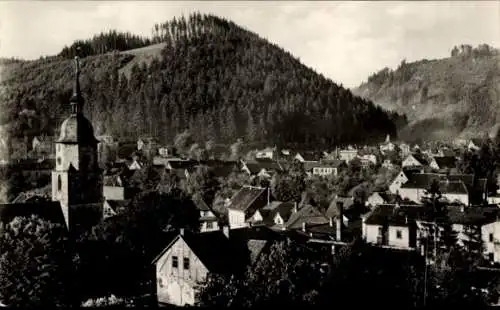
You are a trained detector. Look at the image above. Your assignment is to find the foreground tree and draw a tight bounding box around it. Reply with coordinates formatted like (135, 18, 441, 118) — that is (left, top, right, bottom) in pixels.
(0, 215, 75, 307)
(197, 240, 325, 307)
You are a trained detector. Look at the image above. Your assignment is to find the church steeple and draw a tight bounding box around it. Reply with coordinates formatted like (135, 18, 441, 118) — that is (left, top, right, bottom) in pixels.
(70, 56, 83, 115)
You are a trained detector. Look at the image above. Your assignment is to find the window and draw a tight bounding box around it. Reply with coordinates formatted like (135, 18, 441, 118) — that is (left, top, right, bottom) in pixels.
(489, 253, 494, 262)
(57, 157, 61, 165)
(57, 175, 62, 191)
(206, 222, 213, 229)
(378, 226, 383, 235)
(396, 230, 402, 239)
(490, 233, 494, 242)
(172, 256, 178, 268)
(183, 257, 190, 270)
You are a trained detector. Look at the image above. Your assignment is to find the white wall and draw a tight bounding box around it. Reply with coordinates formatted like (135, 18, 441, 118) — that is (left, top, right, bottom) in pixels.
(228, 209, 247, 229)
(388, 226, 411, 248)
(402, 155, 422, 168)
(155, 237, 209, 306)
(364, 224, 382, 244)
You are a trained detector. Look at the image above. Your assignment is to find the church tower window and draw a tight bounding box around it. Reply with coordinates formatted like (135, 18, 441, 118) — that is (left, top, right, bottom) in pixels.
(57, 175, 62, 191)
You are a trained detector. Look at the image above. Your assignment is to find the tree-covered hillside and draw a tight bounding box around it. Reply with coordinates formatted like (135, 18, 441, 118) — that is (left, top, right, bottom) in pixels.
(0, 13, 404, 150)
(354, 44, 500, 142)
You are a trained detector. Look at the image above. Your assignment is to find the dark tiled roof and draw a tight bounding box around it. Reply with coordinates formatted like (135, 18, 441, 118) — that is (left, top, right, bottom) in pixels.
(326, 196, 355, 218)
(103, 174, 123, 187)
(364, 204, 423, 226)
(439, 180, 468, 195)
(192, 195, 210, 211)
(0, 201, 65, 225)
(153, 230, 247, 274)
(297, 151, 323, 162)
(167, 160, 198, 170)
(228, 186, 267, 212)
(252, 159, 283, 171)
(433, 156, 456, 169)
(285, 204, 329, 230)
(401, 173, 474, 190)
(70, 203, 104, 228)
(318, 159, 344, 167)
(411, 153, 429, 165)
(447, 206, 500, 225)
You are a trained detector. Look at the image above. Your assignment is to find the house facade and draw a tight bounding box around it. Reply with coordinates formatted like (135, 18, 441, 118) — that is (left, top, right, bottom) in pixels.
(389, 170, 409, 194)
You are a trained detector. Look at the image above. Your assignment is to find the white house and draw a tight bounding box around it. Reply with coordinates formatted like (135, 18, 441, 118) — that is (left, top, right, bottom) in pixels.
(379, 135, 395, 154)
(255, 147, 276, 160)
(338, 147, 358, 163)
(363, 204, 421, 250)
(402, 154, 427, 169)
(227, 186, 269, 229)
(152, 229, 237, 306)
(389, 170, 409, 194)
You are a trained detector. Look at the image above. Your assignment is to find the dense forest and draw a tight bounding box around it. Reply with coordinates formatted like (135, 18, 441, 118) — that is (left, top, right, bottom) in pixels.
(353, 43, 500, 142)
(0, 13, 405, 150)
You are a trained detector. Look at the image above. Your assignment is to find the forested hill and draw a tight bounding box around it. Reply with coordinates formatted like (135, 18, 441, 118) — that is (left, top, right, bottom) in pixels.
(353, 44, 500, 142)
(0, 13, 405, 149)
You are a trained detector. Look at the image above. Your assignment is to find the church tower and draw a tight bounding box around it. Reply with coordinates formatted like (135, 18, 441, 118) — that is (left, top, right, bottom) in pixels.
(52, 56, 103, 230)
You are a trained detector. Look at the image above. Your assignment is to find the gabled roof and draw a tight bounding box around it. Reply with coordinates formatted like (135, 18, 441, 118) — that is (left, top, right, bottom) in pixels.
(268, 202, 295, 223)
(192, 194, 210, 211)
(228, 186, 267, 212)
(152, 229, 267, 273)
(401, 173, 475, 190)
(0, 201, 65, 225)
(439, 180, 468, 195)
(103, 174, 123, 187)
(297, 151, 323, 162)
(410, 153, 429, 166)
(326, 196, 355, 218)
(285, 204, 329, 230)
(364, 204, 423, 227)
(433, 156, 457, 169)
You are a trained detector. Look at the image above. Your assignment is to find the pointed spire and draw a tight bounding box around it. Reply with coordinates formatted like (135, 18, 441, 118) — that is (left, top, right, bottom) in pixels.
(70, 55, 83, 115)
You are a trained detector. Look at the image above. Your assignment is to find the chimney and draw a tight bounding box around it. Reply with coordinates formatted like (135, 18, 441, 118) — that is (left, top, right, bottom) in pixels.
(302, 222, 306, 232)
(336, 201, 343, 241)
(267, 187, 271, 206)
(329, 217, 333, 227)
(222, 226, 230, 238)
(460, 205, 465, 213)
(405, 216, 408, 225)
(179, 228, 184, 236)
(293, 202, 298, 213)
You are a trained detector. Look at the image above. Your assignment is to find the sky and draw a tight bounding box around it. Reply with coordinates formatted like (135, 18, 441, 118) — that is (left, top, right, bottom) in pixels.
(0, 1, 499, 88)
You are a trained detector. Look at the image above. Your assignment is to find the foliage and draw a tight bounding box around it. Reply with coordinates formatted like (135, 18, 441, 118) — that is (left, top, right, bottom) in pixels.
(184, 165, 221, 206)
(81, 294, 134, 307)
(197, 240, 326, 307)
(0, 215, 75, 307)
(76, 190, 199, 299)
(1, 13, 401, 152)
(270, 162, 306, 202)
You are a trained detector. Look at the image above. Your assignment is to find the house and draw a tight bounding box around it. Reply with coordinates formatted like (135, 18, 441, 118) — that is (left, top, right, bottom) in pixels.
(294, 151, 322, 163)
(446, 206, 500, 263)
(247, 201, 296, 228)
(357, 154, 377, 168)
(366, 192, 393, 207)
(308, 160, 343, 177)
(389, 170, 410, 194)
(126, 157, 143, 170)
(102, 199, 130, 219)
(399, 143, 411, 158)
(379, 135, 395, 154)
(152, 227, 278, 306)
(402, 153, 429, 169)
(32, 136, 56, 157)
(397, 173, 473, 205)
(363, 203, 423, 249)
(192, 195, 220, 233)
(338, 147, 358, 163)
(227, 186, 270, 229)
(158, 146, 172, 158)
(468, 139, 483, 151)
(241, 159, 282, 178)
(429, 156, 457, 172)
(284, 204, 337, 240)
(255, 147, 276, 160)
(152, 229, 242, 306)
(382, 159, 395, 170)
